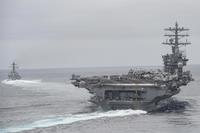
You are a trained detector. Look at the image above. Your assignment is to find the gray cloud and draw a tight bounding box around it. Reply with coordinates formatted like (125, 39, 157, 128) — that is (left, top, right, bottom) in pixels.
(0, 0, 200, 69)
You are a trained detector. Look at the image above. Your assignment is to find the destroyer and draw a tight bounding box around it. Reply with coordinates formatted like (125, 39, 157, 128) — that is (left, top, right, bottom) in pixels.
(8, 62, 21, 80)
(71, 23, 193, 111)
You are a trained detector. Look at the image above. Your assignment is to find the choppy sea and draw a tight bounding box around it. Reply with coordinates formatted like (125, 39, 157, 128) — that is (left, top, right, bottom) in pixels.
(0, 66, 200, 133)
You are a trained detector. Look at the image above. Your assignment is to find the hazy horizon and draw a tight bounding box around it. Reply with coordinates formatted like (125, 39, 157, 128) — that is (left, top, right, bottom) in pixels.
(1, 64, 200, 71)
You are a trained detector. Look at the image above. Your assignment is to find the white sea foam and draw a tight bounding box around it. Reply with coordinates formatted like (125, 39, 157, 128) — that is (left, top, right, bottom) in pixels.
(1, 79, 41, 87)
(0, 109, 147, 133)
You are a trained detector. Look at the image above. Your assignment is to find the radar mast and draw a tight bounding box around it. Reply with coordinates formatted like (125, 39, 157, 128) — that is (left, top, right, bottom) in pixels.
(162, 22, 191, 78)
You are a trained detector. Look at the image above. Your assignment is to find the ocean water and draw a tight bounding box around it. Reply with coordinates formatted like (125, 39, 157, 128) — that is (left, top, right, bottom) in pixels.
(0, 66, 200, 133)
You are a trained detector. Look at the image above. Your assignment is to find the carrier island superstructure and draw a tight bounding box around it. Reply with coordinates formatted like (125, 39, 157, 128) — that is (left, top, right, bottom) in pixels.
(71, 23, 193, 111)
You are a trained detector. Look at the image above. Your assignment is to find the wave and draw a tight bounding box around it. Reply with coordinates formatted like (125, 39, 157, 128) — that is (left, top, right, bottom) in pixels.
(0, 109, 147, 133)
(1, 79, 42, 87)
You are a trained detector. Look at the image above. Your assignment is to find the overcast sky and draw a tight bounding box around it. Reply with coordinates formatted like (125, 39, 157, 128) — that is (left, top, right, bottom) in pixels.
(0, 0, 200, 69)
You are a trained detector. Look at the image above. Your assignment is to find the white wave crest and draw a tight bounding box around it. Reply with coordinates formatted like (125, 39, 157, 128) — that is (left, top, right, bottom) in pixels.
(1, 79, 41, 87)
(0, 109, 147, 133)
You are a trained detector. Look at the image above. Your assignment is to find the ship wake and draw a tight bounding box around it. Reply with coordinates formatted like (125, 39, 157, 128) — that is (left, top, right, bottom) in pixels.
(0, 109, 146, 133)
(1, 79, 42, 87)
(152, 98, 190, 113)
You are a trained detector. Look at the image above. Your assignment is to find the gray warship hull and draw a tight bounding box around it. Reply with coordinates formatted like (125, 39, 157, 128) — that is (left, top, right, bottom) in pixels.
(89, 84, 180, 111)
(8, 62, 21, 80)
(72, 70, 191, 111)
(71, 23, 193, 111)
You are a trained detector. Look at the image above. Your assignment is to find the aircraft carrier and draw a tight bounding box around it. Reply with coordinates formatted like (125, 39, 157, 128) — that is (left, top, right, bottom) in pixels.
(71, 23, 193, 111)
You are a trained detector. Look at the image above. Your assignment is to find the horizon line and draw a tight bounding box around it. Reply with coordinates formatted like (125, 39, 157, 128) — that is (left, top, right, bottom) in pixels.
(0, 64, 200, 71)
